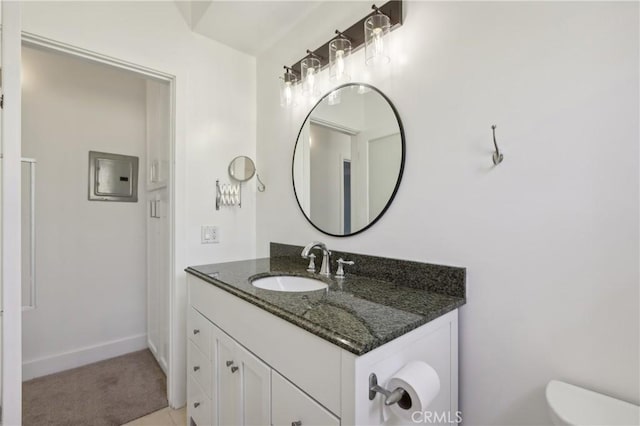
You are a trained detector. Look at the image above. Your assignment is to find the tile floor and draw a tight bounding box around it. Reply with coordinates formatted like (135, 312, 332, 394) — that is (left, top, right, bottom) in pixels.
(123, 406, 186, 426)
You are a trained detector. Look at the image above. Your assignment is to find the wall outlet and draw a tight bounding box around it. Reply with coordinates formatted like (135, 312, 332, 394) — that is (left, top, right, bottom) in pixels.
(201, 225, 219, 244)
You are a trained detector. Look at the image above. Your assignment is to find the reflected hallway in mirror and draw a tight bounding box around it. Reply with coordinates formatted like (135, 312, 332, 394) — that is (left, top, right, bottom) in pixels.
(293, 83, 404, 237)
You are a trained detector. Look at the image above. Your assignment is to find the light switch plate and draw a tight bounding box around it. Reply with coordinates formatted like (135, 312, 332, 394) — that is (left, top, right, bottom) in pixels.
(201, 225, 219, 244)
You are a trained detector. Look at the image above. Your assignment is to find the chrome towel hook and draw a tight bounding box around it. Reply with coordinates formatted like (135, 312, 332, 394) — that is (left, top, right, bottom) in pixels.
(491, 124, 504, 165)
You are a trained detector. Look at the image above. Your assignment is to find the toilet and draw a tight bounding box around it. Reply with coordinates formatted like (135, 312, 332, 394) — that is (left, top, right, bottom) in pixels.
(546, 380, 640, 425)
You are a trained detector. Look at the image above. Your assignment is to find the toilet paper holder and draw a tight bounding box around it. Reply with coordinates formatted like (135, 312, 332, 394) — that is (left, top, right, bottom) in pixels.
(368, 373, 411, 408)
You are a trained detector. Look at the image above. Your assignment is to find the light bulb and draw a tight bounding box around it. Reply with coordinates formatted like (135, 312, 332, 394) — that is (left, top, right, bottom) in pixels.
(306, 67, 315, 93)
(372, 28, 384, 56)
(284, 82, 292, 105)
(336, 50, 345, 79)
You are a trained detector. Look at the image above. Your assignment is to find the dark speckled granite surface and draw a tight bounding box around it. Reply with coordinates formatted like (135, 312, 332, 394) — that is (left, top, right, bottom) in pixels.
(185, 244, 465, 355)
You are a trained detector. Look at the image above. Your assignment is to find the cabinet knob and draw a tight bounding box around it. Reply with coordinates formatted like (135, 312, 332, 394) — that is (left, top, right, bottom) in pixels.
(193, 366, 200, 372)
(231, 366, 239, 373)
(226, 360, 234, 367)
(193, 402, 200, 408)
(292, 421, 302, 426)
(193, 329, 200, 335)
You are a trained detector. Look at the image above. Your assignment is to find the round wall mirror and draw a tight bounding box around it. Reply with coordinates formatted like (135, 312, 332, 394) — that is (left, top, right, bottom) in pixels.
(229, 155, 256, 182)
(292, 83, 405, 237)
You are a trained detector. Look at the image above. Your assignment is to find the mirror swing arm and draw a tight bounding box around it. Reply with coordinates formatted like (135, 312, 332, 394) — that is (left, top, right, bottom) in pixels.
(216, 179, 241, 210)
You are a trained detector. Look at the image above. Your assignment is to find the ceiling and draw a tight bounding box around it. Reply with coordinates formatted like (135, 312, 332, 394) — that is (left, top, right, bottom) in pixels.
(181, 1, 324, 56)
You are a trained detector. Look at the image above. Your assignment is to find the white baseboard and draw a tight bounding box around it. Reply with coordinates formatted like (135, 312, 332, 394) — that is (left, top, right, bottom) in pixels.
(22, 333, 148, 381)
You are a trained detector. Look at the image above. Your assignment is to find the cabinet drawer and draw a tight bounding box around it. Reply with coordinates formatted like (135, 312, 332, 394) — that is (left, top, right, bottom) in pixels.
(272, 371, 340, 426)
(187, 375, 212, 426)
(188, 341, 212, 397)
(188, 307, 211, 358)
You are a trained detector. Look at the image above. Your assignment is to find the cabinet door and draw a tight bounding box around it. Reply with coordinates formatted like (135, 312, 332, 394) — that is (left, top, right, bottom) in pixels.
(237, 345, 271, 426)
(216, 329, 242, 426)
(272, 371, 340, 426)
(213, 324, 271, 426)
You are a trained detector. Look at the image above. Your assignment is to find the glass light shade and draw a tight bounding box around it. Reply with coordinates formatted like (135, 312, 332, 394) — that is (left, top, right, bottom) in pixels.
(329, 38, 351, 82)
(301, 56, 321, 96)
(364, 13, 391, 66)
(279, 72, 298, 107)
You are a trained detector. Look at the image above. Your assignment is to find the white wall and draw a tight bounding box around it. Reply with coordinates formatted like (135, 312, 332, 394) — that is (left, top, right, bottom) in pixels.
(256, 2, 639, 424)
(21, 1, 257, 406)
(21, 46, 149, 379)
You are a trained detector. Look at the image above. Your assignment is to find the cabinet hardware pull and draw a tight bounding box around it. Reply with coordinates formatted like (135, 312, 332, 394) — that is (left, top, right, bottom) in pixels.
(193, 366, 200, 372)
(194, 402, 200, 408)
(292, 421, 302, 426)
(193, 329, 200, 335)
(226, 360, 234, 367)
(231, 366, 239, 373)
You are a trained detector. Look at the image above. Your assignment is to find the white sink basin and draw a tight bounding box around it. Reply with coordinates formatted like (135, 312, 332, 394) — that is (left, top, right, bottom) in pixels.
(251, 276, 328, 292)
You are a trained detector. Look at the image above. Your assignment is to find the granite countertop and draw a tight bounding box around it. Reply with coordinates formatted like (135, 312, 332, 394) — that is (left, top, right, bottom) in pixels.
(186, 248, 465, 356)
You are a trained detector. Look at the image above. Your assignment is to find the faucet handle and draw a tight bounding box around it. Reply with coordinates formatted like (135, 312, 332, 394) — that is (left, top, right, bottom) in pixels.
(336, 258, 354, 278)
(306, 253, 316, 272)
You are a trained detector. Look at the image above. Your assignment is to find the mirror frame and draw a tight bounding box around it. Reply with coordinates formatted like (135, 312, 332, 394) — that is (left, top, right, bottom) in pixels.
(291, 83, 406, 237)
(228, 155, 256, 182)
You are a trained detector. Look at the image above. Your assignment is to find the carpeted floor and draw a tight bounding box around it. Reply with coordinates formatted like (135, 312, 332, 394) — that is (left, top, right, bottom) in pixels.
(23, 349, 168, 426)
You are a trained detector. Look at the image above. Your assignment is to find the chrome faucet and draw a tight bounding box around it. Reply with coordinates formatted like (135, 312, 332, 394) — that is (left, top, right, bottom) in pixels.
(301, 241, 331, 277)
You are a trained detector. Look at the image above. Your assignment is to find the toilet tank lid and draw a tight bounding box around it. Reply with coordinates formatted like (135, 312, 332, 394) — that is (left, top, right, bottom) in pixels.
(546, 380, 640, 426)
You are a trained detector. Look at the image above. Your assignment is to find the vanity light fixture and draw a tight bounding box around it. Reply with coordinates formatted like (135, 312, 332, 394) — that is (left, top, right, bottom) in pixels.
(280, 1, 403, 107)
(329, 30, 352, 83)
(364, 5, 392, 66)
(301, 50, 322, 97)
(280, 66, 298, 107)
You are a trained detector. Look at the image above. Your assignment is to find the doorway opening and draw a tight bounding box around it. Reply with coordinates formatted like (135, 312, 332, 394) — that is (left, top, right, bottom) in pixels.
(20, 38, 174, 425)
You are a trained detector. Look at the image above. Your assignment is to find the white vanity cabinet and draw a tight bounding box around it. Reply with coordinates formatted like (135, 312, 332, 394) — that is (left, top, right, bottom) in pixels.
(187, 274, 459, 426)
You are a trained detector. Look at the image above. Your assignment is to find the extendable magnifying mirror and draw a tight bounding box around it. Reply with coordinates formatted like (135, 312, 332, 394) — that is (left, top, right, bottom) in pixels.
(228, 155, 266, 191)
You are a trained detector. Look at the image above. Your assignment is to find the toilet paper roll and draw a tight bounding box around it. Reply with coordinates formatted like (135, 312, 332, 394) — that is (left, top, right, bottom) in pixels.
(385, 361, 440, 421)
